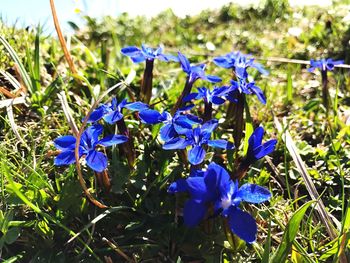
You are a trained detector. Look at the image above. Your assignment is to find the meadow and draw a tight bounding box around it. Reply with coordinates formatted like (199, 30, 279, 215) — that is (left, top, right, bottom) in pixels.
(0, 0, 350, 262)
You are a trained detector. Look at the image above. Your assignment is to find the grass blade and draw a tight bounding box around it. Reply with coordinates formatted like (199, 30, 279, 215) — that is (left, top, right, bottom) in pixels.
(0, 36, 33, 93)
(274, 116, 338, 241)
(271, 201, 314, 263)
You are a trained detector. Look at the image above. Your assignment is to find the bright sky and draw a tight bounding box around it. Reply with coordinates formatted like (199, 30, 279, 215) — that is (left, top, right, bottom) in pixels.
(0, 0, 333, 33)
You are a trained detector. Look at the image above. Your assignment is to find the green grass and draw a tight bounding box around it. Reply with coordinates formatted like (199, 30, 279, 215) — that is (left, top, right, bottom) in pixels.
(0, 0, 350, 262)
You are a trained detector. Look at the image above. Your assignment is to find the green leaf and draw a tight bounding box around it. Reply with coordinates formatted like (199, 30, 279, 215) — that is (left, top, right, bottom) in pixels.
(4, 227, 20, 244)
(243, 100, 253, 156)
(271, 201, 314, 263)
(0, 36, 33, 93)
(261, 217, 271, 263)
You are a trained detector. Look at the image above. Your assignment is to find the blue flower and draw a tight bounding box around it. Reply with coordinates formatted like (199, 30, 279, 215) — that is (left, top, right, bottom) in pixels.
(246, 126, 277, 163)
(168, 162, 271, 243)
(229, 79, 266, 105)
(184, 86, 232, 105)
(213, 51, 268, 79)
(54, 124, 128, 172)
(163, 119, 234, 165)
(308, 58, 343, 72)
(138, 105, 202, 142)
(178, 52, 222, 84)
(88, 98, 149, 124)
(121, 44, 179, 63)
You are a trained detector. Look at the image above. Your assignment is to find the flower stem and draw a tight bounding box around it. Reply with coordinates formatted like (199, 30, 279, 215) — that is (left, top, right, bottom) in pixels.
(171, 78, 192, 115)
(116, 118, 135, 169)
(141, 59, 154, 104)
(203, 101, 213, 122)
(233, 93, 245, 149)
(321, 69, 330, 115)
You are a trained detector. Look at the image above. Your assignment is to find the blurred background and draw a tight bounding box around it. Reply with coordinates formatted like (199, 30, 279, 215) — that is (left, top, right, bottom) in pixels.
(0, 0, 334, 33)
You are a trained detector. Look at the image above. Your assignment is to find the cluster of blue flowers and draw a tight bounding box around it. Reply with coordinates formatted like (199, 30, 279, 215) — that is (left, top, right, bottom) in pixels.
(53, 44, 277, 244)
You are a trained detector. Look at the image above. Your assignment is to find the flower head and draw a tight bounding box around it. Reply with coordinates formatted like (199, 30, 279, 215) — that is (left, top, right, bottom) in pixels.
(88, 98, 148, 124)
(138, 105, 202, 142)
(163, 119, 234, 165)
(168, 162, 271, 243)
(121, 44, 179, 63)
(246, 126, 277, 164)
(213, 51, 268, 79)
(178, 52, 222, 84)
(54, 124, 128, 172)
(308, 58, 344, 72)
(184, 86, 232, 105)
(229, 79, 266, 104)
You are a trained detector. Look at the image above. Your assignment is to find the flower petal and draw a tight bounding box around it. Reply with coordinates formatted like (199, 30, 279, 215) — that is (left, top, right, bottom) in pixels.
(139, 109, 163, 124)
(252, 62, 269, 75)
(163, 137, 190, 150)
(205, 162, 230, 195)
(54, 150, 76, 166)
(103, 110, 124, 124)
(185, 176, 208, 201)
(178, 52, 191, 74)
(254, 139, 277, 159)
(81, 124, 103, 149)
(130, 55, 146, 63)
(213, 56, 233, 68)
(206, 75, 222, 83)
(158, 53, 179, 62)
(124, 102, 149, 111)
(54, 135, 76, 150)
(228, 207, 257, 244)
(183, 200, 207, 227)
(237, 184, 271, 203)
(248, 126, 264, 151)
(121, 46, 141, 57)
(201, 119, 218, 135)
(183, 92, 199, 102)
(87, 105, 106, 123)
(160, 123, 177, 142)
(188, 145, 206, 165)
(98, 135, 128, 147)
(208, 139, 235, 150)
(85, 150, 108, 172)
(168, 179, 188, 193)
(250, 85, 266, 105)
(211, 96, 226, 105)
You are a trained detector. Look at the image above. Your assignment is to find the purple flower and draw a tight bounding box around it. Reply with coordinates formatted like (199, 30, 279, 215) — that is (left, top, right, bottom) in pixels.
(88, 98, 149, 124)
(168, 162, 271, 243)
(246, 126, 277, 163)
(54, 124, 128, 172)
(163, 119, 234, 165)
(308, 58, 343, 72)
(121, 44, 179, 63)
(178, 52, 222, 84)
(138, 105, 202, 142)
(184, 86, 232, 105)
(229, 79, 266, 105)
(213, 51, 268, 79)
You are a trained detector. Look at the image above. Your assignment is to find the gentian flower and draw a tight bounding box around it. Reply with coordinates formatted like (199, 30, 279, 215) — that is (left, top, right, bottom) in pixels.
(178, 52, 222, 84)
(168, 162, 271, 243)
(163, 119, 234, 165)
(121, 44, 179, 63)
(138, 105, 202, 142)
(184, 86, 232, 105)
(308, 58, 343, 72)
(229, 79, 266, 105)
(88, 98, 149, 124)
(54, 124, 128, 172)
(245, 126, 277, 164)
(213, 51, 268, 78)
